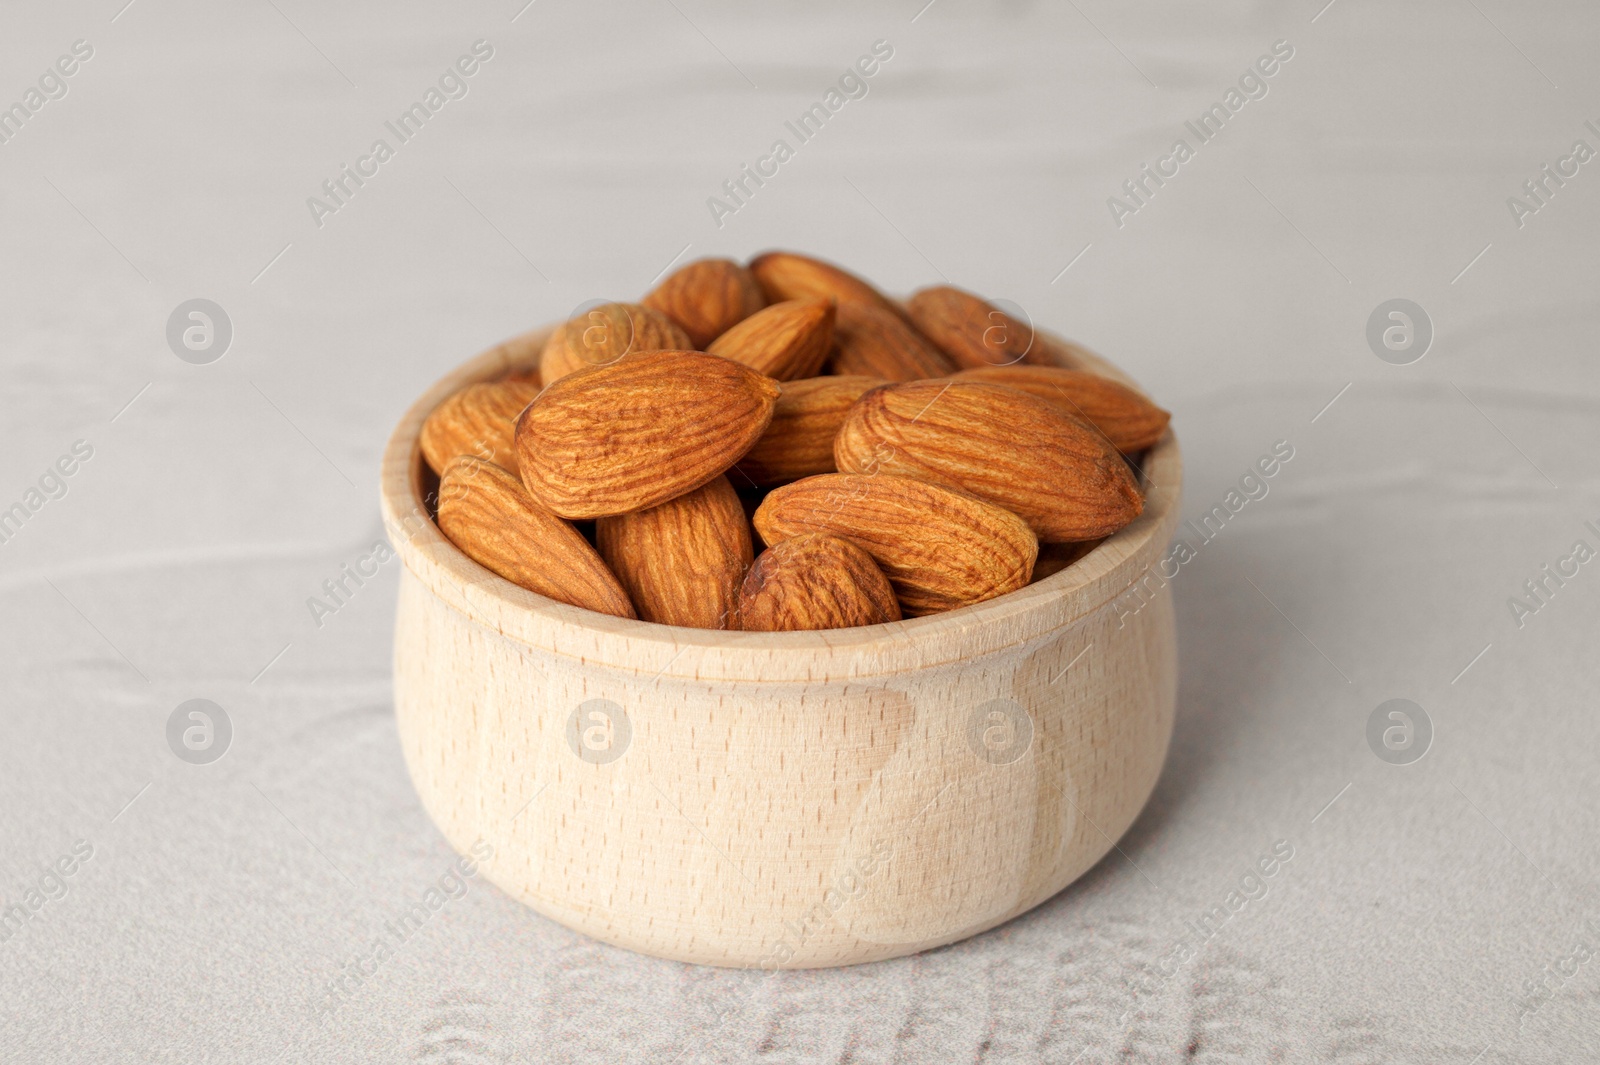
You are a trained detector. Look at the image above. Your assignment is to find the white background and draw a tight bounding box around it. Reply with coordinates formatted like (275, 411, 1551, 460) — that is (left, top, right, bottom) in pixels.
(1, 0, 1597, 1060)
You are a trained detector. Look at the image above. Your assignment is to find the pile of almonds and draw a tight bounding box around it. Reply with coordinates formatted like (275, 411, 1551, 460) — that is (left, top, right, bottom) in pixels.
(420, 252, 1169, 632)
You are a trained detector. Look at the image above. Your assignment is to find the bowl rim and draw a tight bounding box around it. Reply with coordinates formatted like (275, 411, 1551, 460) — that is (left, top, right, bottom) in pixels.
(380, 320, 1183, 683)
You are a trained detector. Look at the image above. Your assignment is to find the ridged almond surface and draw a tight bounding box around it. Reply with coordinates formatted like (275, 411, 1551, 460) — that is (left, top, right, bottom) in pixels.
(749, 251, 899, 314)
(515, 351, 781, 519)
(707, 298, 835, 381)
(435, 457, 636, 618)
(905, 285, 1046, 369)
(948, 366, 1170, 452)
(596, 475, 751, 629)
(834, 381, 1142, 542)
(419, 378, 542, 474)
(540, 302, 692, 384)
(737, 533, 901, 631)
(753, 473, 1038, 616)
(828, 301, 954, 381)
(642, 258, 766, 349)
(734, 375, 884, 486)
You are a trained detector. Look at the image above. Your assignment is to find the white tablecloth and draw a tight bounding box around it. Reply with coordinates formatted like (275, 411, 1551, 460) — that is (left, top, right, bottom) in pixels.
(2, 0, 1597, 1060)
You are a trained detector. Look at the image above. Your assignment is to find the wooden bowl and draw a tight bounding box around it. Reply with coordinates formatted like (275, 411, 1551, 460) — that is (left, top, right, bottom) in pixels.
(380, 325, 1182, 969)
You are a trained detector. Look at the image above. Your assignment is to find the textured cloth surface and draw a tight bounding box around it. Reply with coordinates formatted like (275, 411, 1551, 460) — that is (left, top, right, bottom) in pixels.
(1, 0, 1598, 1061)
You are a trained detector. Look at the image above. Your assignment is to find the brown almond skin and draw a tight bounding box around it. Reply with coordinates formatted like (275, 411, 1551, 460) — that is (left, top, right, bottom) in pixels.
(642, 258, 766, 349)
(515, 351, 781, 519)
(753, 473, 1038, 616)
(734, 375, 884, 486)
(905, 285, 1047, 369)
(419, 378, 542, 475)
(436, 457, 636, 618)
(737, 533, 901, 631)
(1033, 333, 1096, 371)
(540, 302, 692, 384)
(834, 381, 1142, 543)
(596, 475, 751, 629)
(948, 366, 1170, 452)
(828, 301, 954, 381)
(749, 251, 898, 314)
(707, 298, 835, 381)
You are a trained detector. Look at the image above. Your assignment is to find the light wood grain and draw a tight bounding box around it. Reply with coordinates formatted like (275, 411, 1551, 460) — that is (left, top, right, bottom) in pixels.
(381, 321, 1182, 968)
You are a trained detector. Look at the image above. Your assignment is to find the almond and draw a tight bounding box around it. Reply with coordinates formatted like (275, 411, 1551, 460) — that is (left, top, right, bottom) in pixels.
(734, 375, 884, 487)
(436, 456, 636, 618)
(539, 302, 692, 384)
(515, 351, 781, 519)
(828, 301, 954, 381)
(596, 475, 751, 628)
(419, 378, 542, 474)
(642, 258, 766, 349)
(737, 533, 901, 631)
(707, 298, 835, 381)
(1033, 333, 1096, 371)
(749, 251, 899, 314)
(753, 473, 1037, 615)
(905, 285, 1046, 369)
(948, 366, 1170, 452)
(833, 380, 1142, 542)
